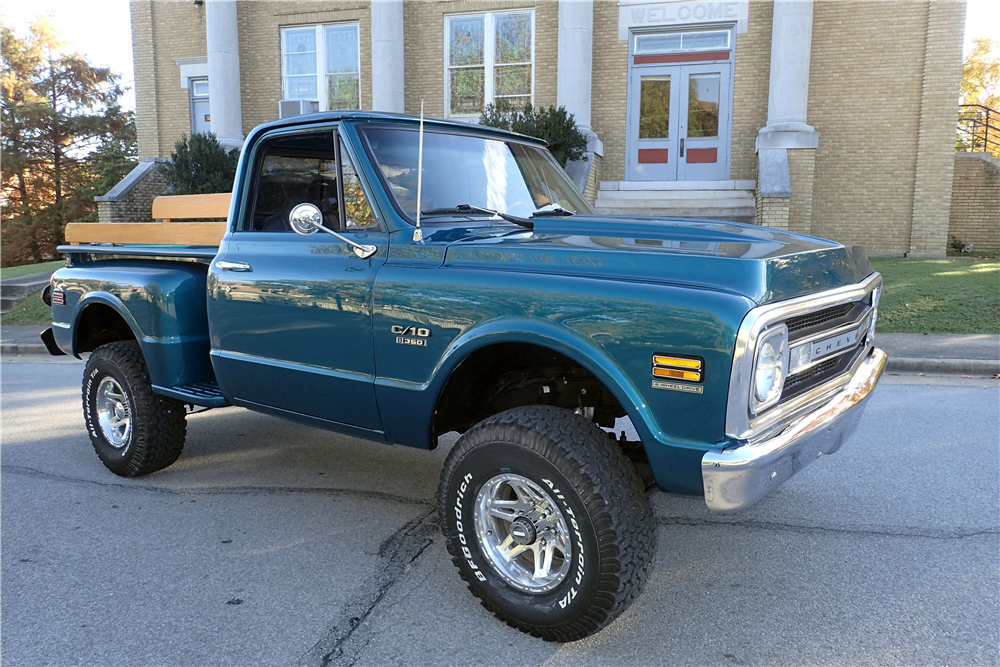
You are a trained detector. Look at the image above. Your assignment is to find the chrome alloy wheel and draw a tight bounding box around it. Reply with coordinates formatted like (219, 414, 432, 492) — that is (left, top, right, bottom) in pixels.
(474, 473, 572, 593)
(96, 377, 131, 448)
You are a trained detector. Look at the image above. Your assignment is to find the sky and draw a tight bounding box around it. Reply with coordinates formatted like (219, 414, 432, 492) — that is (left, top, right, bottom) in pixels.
(2, 0, 998, 113)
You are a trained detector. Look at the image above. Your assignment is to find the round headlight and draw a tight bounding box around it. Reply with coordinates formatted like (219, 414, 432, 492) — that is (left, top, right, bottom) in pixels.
(755, 340, 782, 402)
(751, 326, 788, 412)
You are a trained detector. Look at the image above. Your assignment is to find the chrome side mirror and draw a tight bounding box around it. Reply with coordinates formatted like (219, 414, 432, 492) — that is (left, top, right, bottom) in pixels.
(289, 202, 321, 235)
(288, 202, 377, 259)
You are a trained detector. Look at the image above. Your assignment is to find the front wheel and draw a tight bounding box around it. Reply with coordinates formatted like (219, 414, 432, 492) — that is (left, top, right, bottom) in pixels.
(438, 405, 655, 642)
(83, 341, 186, 476)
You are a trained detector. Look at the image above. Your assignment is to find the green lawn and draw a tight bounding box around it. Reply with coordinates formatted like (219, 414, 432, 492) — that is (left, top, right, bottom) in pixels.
(1, 289, 51, 325)
(0, 261, 66, 326)
(870, 257, 1000, 334)
(0, 260, 65, 281)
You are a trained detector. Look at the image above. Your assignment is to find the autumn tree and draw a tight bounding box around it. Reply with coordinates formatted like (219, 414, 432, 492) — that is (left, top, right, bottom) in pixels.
(1, 17, 134, 265)
(958, 37, 1000, 156)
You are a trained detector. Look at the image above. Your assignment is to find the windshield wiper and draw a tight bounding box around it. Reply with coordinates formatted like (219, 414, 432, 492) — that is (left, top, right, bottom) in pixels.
(421, 204, 533, 229)
(531, 207, 575, 218)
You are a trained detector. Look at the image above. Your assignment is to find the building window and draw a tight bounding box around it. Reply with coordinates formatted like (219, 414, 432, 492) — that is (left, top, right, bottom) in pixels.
(281, 23, 360, 111)
(445, 10, 534, 118)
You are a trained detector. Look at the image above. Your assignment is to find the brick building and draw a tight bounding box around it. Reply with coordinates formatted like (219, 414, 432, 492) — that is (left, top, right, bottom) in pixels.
(128, 0, 972, 256)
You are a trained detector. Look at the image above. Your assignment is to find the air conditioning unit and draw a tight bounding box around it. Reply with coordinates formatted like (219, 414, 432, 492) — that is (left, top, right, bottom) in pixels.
(279, 99, 319, 119)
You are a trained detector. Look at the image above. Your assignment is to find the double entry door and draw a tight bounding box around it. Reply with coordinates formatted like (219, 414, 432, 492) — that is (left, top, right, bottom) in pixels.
(625, 63, 732, 181)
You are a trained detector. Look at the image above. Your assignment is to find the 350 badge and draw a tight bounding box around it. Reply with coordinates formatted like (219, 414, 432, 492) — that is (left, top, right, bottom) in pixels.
(391, 325, 431, 347)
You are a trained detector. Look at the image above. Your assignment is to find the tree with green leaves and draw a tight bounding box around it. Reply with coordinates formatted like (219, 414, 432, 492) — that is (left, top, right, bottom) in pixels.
(164, 133, 240, 195)
(479, 100, 588, 167)
(1, 17, 134, 265)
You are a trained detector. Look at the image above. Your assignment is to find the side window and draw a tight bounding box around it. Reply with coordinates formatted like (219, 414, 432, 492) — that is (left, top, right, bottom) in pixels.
(340, 137, 377, 229)
(247, 132, 338, 232)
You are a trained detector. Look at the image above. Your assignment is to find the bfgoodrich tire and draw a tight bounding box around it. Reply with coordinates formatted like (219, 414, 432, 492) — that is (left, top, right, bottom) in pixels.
(83, 341, 186, 477)
(438, 405, 655, 642)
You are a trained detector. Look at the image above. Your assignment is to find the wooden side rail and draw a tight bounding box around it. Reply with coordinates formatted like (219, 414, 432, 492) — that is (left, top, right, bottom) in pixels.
(64, 192, 233, 246)
(152, 193, 232, 222)
(65, 222, 227, 246)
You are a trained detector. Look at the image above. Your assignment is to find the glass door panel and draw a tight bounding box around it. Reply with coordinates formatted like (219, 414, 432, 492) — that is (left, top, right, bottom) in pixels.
(678, 64, 730, 181)
(626, 68, 680, 181)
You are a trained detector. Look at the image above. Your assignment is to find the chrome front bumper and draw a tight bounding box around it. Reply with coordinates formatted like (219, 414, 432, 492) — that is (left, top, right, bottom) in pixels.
(702, 347, 888, 513)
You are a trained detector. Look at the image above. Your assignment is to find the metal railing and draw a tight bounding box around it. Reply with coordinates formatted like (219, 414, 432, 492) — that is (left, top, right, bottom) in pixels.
(957, 104, 1000, 155)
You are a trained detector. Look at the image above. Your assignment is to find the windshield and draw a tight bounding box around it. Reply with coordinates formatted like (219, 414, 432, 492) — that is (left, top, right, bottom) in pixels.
(360, 126, 593, 222)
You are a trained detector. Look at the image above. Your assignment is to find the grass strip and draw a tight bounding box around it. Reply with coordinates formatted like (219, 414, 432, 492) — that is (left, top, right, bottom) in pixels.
(871, 257, 999, 334)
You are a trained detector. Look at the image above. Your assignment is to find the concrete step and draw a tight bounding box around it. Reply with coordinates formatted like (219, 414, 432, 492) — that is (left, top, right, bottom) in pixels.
(0, 271, 54, 314)
(1, 271, 55, 298)
(594, 188, 757, 224)
(597, 189, 754, 201)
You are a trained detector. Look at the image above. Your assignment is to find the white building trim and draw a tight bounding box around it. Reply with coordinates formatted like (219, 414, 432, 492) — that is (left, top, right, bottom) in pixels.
(205, 0, 243, 149)
(371, 0, 405, 112)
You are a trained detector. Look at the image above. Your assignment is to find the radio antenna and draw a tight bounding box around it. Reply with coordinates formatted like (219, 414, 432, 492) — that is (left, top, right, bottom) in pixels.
(413, 99, 425, 242)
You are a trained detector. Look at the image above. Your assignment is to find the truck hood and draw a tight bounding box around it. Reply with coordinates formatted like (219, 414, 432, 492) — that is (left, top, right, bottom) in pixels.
(439, 215, 873, 305)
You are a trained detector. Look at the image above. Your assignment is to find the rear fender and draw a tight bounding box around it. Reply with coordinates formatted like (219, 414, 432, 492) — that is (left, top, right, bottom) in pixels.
(70, 291, 214, 389)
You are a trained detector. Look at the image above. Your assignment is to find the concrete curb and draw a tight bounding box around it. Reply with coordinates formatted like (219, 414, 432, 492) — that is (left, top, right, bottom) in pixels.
(1, 342, 49, 357)
(885, 356, 999, 376)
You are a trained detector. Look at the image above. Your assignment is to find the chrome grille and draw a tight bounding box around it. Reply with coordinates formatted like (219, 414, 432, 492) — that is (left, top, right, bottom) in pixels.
(786, 302, 853, 333)
(785, 357, 839, 390)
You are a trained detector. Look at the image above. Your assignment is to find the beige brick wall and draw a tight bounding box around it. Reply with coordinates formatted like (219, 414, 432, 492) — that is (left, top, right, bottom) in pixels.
(591, 1, 628, 182)
(730, 0, 772, 182)
(403, 1, 557, 118)
(808, 0, 965, 256)
(237, 1, 373, 133)
(135, 0, 208, 158)
(131, 0, 160, 159)
(908, 0, 967, 257)
(135, 0, 372, 158)
(787, 148, 815, 235)
(949, 153, 1000, 253)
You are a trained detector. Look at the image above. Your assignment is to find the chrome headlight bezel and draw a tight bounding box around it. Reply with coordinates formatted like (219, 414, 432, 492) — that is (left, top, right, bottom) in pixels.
(867, 283, 882, 342)
(750, 324, 788, 414)
(725, 272, 883, 442)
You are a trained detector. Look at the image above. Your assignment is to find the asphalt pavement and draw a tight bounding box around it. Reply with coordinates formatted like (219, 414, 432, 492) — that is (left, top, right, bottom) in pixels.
(1, 358, 997, 666)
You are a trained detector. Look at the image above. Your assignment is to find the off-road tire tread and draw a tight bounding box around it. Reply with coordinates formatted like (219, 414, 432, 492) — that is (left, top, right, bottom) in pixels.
(84, 341, 186, 476)
(438, 405, 655, 642)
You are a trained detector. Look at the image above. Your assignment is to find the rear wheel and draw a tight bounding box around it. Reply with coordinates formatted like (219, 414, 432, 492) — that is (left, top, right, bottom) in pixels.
(83, 341, 186, 476)
(438, 405, 655, 642)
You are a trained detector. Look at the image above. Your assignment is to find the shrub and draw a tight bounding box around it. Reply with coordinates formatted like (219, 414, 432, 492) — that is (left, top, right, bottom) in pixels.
(165, 133, 239, 195)
(479, 101, 588, 167)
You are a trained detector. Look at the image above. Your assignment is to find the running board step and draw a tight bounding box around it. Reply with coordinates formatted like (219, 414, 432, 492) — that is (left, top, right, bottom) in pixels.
(153, 381, 230, 408)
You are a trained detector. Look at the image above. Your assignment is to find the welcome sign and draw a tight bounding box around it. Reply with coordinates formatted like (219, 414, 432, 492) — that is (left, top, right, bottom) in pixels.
(618, 1, 749, 39)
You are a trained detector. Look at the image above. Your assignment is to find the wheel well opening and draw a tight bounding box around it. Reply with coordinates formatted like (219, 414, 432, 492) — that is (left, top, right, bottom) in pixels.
(433, 342, 629, 440)
(75, 304, 136, 353)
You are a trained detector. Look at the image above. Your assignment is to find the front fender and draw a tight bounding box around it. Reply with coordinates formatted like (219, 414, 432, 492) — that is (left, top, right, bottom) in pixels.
(433, 318, 657, 440)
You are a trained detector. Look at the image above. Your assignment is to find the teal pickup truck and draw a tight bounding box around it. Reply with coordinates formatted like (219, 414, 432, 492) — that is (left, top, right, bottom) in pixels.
(43, 112, 886, 641)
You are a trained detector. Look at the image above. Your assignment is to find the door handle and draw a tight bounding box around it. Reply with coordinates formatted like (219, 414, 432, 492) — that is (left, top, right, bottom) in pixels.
(680, 138, 685, 158)
(216, 260, 252, 272)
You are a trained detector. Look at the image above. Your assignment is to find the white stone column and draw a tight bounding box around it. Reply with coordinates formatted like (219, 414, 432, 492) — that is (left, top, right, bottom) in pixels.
(371, 0, 405, 112)
(758, 0, 818, 149)
(205, 0, 243, 149)
(557, 0, 594, 132)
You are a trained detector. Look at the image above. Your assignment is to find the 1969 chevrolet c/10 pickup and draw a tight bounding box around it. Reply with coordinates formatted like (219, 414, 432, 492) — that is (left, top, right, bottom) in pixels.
(43, 112, 886, 641)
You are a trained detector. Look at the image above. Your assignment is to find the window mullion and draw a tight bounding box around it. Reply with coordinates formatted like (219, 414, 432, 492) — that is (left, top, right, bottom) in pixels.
(317, 25, 325, 111)
(484, 13, 494, 106)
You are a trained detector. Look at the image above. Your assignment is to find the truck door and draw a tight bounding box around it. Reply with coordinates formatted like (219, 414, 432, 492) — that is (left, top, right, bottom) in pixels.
(207, 127, 387, 431)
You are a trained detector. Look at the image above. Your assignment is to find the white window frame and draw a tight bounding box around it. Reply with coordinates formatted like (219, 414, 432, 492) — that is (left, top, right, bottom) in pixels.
(444, 10, 536, 119)
(281, 22, 361, 111)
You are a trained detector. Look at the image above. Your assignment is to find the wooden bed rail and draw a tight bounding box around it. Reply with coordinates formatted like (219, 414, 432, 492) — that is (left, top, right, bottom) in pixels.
(65, 193, 232, 246)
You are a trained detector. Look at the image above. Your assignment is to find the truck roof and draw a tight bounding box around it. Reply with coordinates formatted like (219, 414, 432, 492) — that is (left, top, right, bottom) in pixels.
(247, 111, 549, 147)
